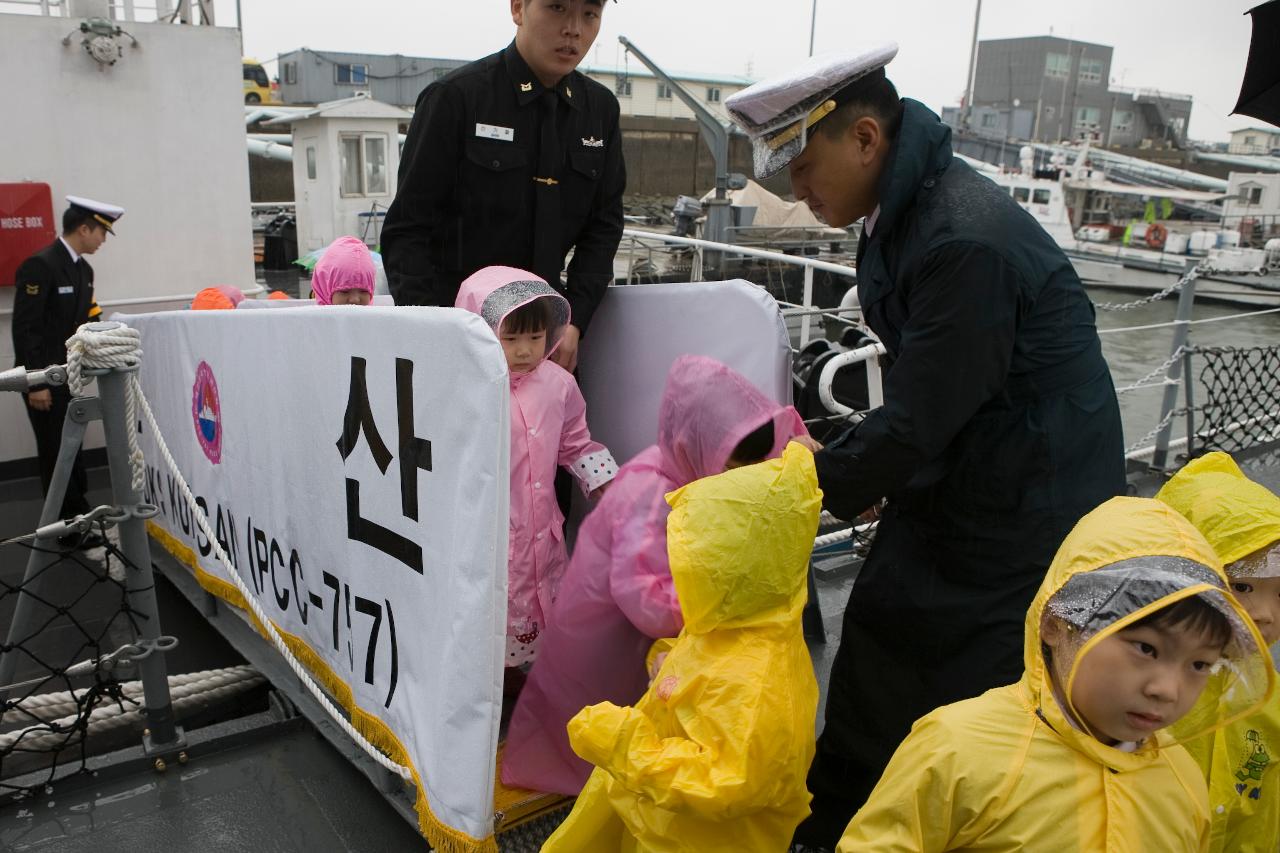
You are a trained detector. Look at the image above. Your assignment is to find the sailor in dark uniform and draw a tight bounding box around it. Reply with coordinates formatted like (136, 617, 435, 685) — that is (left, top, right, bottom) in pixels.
(382, 0, 624, 373)
(727, 49, 1126, 847)
(12, 196, 122, 540)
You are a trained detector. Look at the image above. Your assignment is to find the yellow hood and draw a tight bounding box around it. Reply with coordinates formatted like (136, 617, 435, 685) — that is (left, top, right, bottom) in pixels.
(1156, 451, 1280, 572)
(664, 442, 823, 634)
(1024, 497, 1273, 758)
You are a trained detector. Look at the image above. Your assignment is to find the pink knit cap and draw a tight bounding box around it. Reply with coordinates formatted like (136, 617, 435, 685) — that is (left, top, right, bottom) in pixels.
(312, 237, 376, 305)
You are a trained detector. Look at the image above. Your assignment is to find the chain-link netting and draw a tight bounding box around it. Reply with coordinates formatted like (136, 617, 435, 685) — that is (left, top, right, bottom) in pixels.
(1192, 345, 1280, 455)
(0, 523, 144, 798)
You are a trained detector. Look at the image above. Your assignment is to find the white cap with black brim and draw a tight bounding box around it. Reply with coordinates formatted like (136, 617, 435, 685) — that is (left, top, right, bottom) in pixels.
(726, 42, 899, 180)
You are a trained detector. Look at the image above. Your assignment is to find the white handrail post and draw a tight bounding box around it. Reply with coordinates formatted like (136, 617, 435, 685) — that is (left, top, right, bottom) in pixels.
(801, 264, 815, 346)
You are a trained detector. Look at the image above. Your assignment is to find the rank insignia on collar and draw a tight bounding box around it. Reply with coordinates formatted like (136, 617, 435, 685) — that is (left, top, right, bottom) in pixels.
(520, 81, 533, 92)
(24, 283, 39, 295)
(581, 137, 604, 148)
(566, 87, 573, 98)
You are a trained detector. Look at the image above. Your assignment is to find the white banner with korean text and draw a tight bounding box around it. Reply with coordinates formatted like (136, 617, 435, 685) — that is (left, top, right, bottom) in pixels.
(117, 305, 508, 852)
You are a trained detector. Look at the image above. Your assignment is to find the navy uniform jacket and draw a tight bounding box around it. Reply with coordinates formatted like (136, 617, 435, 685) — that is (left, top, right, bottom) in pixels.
(816, 99, 1125, 647)
(11, 239, 101, 391)
(382, 43, 625, 333)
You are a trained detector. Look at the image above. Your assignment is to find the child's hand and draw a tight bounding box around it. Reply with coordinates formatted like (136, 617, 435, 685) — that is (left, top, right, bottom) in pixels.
(589, 481, 610, 500)
(648, 651, 668, 682)
(790, 435, 823, 453)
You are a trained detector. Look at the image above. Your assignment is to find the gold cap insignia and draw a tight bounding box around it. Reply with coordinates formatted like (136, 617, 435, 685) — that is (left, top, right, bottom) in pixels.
(520, 81, 533, 92)
(24, 283, 39, 295)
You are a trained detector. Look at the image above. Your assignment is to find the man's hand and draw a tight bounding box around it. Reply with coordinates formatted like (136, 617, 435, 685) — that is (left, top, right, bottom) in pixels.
(551, 324, 581, 372)
(790, 435, 824, 454)
(26, 389, 52, 412)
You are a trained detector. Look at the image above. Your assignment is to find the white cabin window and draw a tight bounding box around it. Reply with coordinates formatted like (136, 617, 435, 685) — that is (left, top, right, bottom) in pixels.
(1013, 187, 1030, 203)
(306, 146, 317, 181)
(339, 133, 389, 197)
(335, 63, 368, 85)
(283, 62, 297, 85)
(1246, 186, 1264, 205)
(657, 83, 673, 100)
(615, 77, 633, 97)
(981, 112, 999, 128)
(706, 87, 721, 103)
(1075, 106, 1100, 129)
(1033, 188, 1052, 205)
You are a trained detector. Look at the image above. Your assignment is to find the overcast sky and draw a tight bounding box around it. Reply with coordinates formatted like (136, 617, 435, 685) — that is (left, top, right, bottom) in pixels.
(229, 0, 1260, 142)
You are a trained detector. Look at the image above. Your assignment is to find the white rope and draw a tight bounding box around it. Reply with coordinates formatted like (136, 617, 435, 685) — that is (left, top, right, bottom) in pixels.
(1098, 305, 1280, 336)
(131, 372, 414, 781)
(2, 665, 261, 725)
(65, 323, 146, 492)
(0, 666, 265, 754)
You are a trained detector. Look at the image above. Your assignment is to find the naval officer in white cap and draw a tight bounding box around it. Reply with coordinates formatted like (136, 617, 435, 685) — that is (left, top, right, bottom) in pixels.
(11, 196, 122, 547)
(728, 46, 1125, 847)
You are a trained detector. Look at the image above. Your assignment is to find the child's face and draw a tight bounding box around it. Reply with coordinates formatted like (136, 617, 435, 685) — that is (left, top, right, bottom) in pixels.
(1230, 575, 1280, 647)
(500, 327, 546, 373)
(331, 288, 372, 306)
(1048, 619, 1223, 745)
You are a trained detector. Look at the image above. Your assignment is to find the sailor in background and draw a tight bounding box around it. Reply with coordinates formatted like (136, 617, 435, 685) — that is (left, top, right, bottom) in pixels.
(726, 46, 1125, 847)
(11, 196, 122, 547)
(382, 0, 624, 373)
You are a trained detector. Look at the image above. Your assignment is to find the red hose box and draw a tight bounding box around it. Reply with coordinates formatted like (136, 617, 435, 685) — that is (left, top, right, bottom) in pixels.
(1, 183, 57, 288)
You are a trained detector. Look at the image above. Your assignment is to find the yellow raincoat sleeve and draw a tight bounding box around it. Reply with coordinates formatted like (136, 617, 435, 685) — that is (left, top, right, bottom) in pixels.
(568, 686, 785, 820)
(836, 712, 988, 852)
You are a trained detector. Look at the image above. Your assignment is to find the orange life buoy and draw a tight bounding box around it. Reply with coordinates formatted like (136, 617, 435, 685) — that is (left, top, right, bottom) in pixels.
(1146, 223, 1168, 250)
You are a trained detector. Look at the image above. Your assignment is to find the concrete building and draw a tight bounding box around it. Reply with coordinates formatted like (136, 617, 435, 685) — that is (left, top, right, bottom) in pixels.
(274, 49, 752, 123)
(1229, 127, 1280, 156)
(578, 66, 751, 125)
(1223, 171, 1280, 236)
(942, 36, 1192, 148)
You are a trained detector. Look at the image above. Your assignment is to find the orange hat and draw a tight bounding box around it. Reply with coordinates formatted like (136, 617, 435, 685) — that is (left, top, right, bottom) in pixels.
(191, 287, 236, 310)
(267, 290, 292, 300)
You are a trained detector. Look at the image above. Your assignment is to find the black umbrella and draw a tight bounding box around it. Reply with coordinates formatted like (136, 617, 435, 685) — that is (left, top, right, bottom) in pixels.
(1234, 0, 1280, 126)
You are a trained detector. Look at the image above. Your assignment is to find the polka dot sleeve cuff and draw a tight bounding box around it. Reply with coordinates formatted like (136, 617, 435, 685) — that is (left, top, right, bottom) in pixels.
(571, 448, 618, 495)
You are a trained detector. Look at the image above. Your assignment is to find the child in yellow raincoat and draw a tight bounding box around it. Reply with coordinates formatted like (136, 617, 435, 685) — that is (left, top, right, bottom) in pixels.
(1157, 451, 1280, 853)
(837, 496, 1274, 851)
(541, 442, 822, 852)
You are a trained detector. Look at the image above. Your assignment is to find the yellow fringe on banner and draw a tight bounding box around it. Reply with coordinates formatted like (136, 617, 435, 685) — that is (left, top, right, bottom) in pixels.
(146, 521, 499, 853)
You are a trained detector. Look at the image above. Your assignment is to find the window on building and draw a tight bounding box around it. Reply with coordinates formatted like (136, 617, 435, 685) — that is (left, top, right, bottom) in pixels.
(1044, 53, 1070, 79)
(657, 83, 673, 100)
(1112, 110, 1134, 133)
(1246, 186, 1264, 205)
(1075, 106, 1101, 128)
(706, 87, 721, 103)
(1033, 188, 1052, 204)
(1013, 187, 1030, 203)
(1245, 134, 1258, 148)
(339, 133, 389, 197)
(306, 146, 317, 181)
(335, 63, 368, 85)
(615, 77, 632, 97)
(980, 112, 999, 128)
(1078, 59, 1104, 85)
(282, 62, 297, 85)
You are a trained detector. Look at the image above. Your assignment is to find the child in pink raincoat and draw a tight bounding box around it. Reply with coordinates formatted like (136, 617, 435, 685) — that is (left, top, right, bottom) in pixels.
(455, 266, 617, 670)
(501, 354, 809, 795)
(312, 237, 376, 306)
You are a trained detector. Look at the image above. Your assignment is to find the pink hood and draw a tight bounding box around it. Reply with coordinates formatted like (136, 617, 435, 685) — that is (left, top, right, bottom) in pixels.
(455, 266, 571, 365)
(659, 355, 807, 485)
(312, 237, 376, 305)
